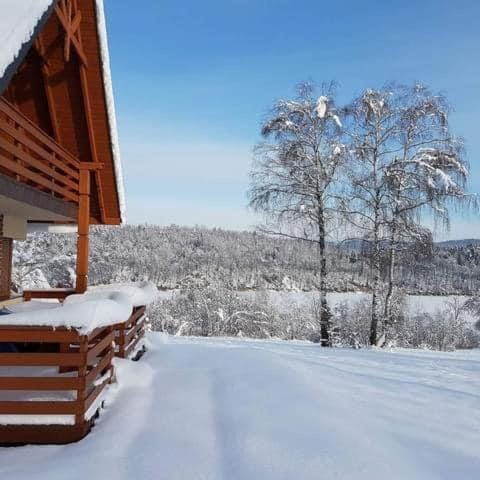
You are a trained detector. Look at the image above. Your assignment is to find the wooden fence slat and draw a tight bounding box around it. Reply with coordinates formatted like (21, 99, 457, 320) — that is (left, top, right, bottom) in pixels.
(23, 289, 76, 302)
(0, 329, 79, 343)
(117, 316, 145, 346)
(0, 353, 85, 367)
(0, 98, 81, 168)
(0, 149, 79, 202)
(85, 350, 114, 389)
(86, 331, 115, 363)
(125, 327, 146, 357)
(0, 120, 80, 180)
(0, 134, 80, 192)
(83, 370, 112, 412)
(0, 400, 82, 415)
(0, 376, 82, 390)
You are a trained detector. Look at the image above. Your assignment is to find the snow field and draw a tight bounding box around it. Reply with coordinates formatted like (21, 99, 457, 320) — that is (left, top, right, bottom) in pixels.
(1, 333, 479, 480)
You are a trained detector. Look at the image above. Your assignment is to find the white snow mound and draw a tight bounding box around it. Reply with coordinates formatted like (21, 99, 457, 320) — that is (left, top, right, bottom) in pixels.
(65, 281, 158, 307)
(1, 292, 132, 334)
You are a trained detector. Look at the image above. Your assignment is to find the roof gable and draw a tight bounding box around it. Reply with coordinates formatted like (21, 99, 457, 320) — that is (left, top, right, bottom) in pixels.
(0, 0, 125, 224)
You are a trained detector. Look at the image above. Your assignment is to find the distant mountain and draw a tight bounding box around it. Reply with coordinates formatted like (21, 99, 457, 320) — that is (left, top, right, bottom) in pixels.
(337, 238, 480, 250)
(436, 239, 480, 248)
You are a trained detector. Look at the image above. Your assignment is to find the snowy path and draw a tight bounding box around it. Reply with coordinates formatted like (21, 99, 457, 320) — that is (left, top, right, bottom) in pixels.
(1, 335, 479, 479)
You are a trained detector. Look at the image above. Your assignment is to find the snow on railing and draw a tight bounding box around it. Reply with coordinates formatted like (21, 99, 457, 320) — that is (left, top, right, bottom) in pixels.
(0, 282, 158, 443)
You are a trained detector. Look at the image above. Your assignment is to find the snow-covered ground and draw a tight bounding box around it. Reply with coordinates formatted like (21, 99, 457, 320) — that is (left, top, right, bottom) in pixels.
(240, 290, 476, 322)
(158, 288, 474, 318)
(1, 333, 479, 479)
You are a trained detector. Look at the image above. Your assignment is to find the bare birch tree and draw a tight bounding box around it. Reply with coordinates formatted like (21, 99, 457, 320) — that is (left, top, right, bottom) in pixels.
(248, 82, 344, 346)
(343, 83, 472, 345)
(342, 87, 397, 345)
(382, 84, 470, 336)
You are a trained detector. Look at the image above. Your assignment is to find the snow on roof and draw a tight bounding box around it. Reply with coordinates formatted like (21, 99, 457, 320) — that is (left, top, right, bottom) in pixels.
(95, 0, 126, 222)
(0, 0, 126, 222)
(0, 1, 54, 89)
(0, 292, 132, 334)
(65, 281, 159, 307)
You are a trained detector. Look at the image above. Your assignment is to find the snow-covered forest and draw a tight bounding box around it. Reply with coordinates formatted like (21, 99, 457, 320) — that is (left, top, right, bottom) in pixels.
(12, 224, 480, 350)
(13, 226, 480, 295)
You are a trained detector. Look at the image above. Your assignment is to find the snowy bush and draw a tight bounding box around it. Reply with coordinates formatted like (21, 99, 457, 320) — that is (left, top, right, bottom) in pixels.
(149, 288, 480, 350)
(150, 287, 280, 339)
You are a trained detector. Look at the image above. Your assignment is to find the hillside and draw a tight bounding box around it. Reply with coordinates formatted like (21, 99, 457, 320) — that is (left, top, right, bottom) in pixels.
(12, 225, 480, 296)
(1, 334, 479, 480)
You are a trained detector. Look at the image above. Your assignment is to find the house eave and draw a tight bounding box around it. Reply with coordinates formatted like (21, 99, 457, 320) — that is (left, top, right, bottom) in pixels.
(0, 173, 77, 222)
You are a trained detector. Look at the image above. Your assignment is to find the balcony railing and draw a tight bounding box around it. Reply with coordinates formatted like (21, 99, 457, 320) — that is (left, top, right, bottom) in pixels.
(0, 97, 81, 203)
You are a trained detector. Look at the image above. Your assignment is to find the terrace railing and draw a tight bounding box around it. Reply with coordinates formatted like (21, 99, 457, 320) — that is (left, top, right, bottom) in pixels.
(0, 324, 115, 444)
(21, 290, 148, 359)
(23, 289, 76, 302)
(115, 305, 147, 359)
(0, 97, 82, 203)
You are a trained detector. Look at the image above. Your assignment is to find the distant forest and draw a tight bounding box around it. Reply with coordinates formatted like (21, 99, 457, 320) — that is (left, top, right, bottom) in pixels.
(12, 224, 480, 296)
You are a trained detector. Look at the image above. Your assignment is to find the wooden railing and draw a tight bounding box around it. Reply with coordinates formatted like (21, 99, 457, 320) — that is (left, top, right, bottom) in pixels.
(115, 305, 147, 359)
(23, 288, 77, 302)
(21, 291, 148, 357)
(0, 97, 82, 203)
(0, 324, 115, 444)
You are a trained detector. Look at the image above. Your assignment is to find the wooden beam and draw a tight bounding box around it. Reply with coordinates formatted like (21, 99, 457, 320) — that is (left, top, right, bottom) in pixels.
(36, 34, 61, 142)
(79, 162, 104, 171)
(75, 169, 90, 293)
(55, 1, 88, 67)
(76, 15, 107, 223)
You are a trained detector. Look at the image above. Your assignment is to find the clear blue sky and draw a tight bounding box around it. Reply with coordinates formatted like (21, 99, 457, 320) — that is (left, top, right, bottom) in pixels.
(104, 0, 480, 240)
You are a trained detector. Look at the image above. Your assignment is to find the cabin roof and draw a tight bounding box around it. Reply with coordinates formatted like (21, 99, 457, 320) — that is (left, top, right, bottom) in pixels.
(0, 0, 126, 223)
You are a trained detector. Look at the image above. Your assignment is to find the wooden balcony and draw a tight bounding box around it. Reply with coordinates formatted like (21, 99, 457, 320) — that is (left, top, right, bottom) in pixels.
(0, 97, 82, 204)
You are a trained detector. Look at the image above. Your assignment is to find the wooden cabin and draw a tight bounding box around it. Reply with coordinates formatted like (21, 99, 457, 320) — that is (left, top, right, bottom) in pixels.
(0, 0, 150, 445)
(0, 0, 125, 300)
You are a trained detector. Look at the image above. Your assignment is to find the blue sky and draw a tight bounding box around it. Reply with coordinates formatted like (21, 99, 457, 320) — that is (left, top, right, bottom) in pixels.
(105, 0, 480, 240)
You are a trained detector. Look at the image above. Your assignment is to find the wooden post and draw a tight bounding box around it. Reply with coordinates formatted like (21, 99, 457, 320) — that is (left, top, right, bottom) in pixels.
(76, 169, 90, 293)
(0, 216, 13, 301)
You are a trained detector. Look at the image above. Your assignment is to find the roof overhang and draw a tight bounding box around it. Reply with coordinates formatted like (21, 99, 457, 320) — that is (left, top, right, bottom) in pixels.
(0, 173, 77, 222)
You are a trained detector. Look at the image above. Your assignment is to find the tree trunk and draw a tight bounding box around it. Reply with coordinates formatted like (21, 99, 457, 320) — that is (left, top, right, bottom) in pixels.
(370, 248, 380, 346)
(383, 224, 397, 335)
(318, 211, 331, 347)
(369, 196, 381, 346)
